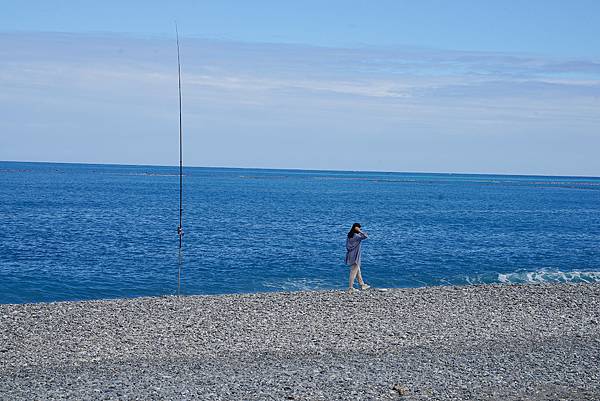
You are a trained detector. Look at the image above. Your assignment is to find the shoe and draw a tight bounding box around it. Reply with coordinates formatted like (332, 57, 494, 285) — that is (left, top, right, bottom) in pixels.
(347, 288, 358, 293)
(360, 284, 371, 290)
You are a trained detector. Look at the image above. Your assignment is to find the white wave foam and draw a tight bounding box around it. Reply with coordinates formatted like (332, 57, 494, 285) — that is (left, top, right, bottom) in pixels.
(497, 269, 600, 284)
(263, 278, 333, 292)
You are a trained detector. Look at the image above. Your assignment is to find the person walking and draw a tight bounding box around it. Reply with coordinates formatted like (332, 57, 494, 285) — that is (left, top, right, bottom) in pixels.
(345, 223, 370, 292)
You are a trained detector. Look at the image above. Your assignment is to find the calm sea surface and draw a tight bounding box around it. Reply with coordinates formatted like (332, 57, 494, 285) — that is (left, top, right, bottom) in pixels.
(1, 161, 600, 304)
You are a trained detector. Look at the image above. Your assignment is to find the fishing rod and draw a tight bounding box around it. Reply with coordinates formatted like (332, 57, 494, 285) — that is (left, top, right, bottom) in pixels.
(176, 22, 184, 296)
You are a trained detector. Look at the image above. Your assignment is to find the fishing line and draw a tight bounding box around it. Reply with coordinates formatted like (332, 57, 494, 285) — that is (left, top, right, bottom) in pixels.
(176, 22, 184, 296)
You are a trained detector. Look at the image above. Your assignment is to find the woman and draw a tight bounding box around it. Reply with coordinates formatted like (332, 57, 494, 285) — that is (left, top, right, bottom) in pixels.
(345, 223, 370, 292)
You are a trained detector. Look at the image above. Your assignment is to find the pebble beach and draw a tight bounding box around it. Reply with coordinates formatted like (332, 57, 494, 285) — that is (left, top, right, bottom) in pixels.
(1, 283, 599, 400)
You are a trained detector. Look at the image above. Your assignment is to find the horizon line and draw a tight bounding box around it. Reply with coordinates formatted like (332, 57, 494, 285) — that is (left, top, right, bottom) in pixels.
(2, 159, 599, 180)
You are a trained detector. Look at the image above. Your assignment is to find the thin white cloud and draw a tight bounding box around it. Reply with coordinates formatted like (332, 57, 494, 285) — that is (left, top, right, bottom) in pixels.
(3, 32, 600, 98)
(1, 32, 599, 175)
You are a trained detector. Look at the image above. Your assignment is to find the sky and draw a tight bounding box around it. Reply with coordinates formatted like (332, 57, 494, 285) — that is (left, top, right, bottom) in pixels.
(1, 1, 600, 175)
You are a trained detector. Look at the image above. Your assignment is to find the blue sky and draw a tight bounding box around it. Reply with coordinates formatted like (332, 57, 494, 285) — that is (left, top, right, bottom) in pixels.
(1, 1, 600, 175)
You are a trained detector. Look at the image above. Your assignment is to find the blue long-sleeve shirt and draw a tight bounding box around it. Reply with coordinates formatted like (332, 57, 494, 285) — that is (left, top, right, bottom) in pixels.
(345, 232, 368, 265)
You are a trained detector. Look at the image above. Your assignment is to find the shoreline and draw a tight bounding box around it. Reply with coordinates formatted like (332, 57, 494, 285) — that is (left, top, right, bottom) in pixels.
(1, 282, 599, 400)
(4, 277, 600, 306)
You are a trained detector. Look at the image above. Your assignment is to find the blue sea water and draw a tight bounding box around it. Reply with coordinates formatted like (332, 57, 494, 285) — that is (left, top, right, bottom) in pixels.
(1, 161, 599, 304)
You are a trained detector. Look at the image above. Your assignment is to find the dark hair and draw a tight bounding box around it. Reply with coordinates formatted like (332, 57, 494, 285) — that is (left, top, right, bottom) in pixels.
(347, 223, 361, 238)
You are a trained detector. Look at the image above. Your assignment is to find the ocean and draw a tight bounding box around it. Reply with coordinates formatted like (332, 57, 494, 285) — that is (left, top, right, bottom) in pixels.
(1, 161, 599, 304)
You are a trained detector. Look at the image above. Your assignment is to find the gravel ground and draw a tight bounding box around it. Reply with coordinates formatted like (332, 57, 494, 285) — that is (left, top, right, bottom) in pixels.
(1, 283, 599, 400)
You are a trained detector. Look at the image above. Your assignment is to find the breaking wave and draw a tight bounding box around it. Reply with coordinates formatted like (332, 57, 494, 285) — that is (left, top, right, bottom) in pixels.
(262, 278, 334, 292)
(497, 269, 600, 284)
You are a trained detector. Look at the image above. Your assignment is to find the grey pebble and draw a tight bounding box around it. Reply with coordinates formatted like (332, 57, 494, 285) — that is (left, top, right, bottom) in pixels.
(0, 283, 599, 400)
